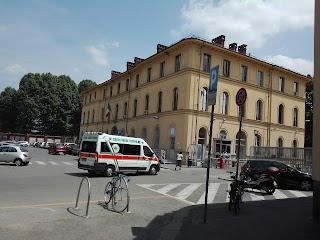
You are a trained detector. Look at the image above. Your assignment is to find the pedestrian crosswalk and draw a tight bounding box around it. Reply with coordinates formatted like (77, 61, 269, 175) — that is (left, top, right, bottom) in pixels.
(137, 183, 313, 205)
(29, 161, 77, 166)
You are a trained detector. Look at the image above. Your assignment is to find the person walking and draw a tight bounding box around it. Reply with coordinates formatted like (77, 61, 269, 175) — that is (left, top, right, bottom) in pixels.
(175, 151, 183, 171)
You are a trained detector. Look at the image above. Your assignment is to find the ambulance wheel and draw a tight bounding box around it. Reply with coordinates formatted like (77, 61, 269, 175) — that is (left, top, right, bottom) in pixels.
(149, 165, 157, 175)
(105, 165, 115, 177)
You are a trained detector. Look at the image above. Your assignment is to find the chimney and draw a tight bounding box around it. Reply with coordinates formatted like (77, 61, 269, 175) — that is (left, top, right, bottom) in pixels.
(229, 43, 237, 51)
(126, 62, 135, 71)
(134, 57, 144, 65)
(157, 44, 168, 53)
(111, 70, 122, 78)
(212, 35, 225, 47)
(238, 44, 247, 55)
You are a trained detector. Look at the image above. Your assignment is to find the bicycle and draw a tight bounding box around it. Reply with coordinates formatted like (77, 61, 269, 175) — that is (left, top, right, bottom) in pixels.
(104, 173, 130, 213)
(228, 175, 245, 215)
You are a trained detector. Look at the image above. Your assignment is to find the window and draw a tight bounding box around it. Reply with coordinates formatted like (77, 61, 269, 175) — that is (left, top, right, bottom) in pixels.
(92, 110, 95, 123)
(223, 60, 230, 77)
(110, 86, 113, 97)
(293, 82, 298, 95)
(279, 77, 285, 92)
(154, 126, 160, 149)
(89, 94, 92, 103)
(117, 83, 120, 94)
(81, 141, 97, 153)
(160, 62, 165, 77)
(293, 108, 298, 127)
(256, 100, 262, 120)
(113, 104, 117, 120)
(203, 54, 211, 72)
(200, 87, 208, 111)
(103, 89, 106, 99)
(119, 144, 141, 155)
(254, 134, 261, 147)
(219, 130, 227, 139)
(136, 74, 139, 88)
(87, 111, 90, 124)
(124, 102, 127, 117)
(220, 92, 228, 114)
(293, 140, 297, 158)
(145, 95, 149, 114)
(277, 138, 283, 158)
(142, 127, 147, 140)
(143, 146, 154, 157)
(83, 112, 85, 124)
(258, 71, 263, 87)
(85, 96, 87, 105)
(131, 128, 135, 137)
(101, 142, 111, 153)
(158, 91, 162, 113)
(175, 54, 181, 72)
(240, 65, 247, 82)
(134, 99, 137, 117)
(172, 88, 178, 110)
(147, 68, 152, 82)
(278, 104, 284, 124)
(198, 128, 207, 144)
(126, 79, 129, 91)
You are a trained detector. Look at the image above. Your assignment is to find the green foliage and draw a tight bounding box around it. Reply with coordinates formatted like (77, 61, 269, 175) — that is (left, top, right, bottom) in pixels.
(78, 79, 96, 94)
(0, 73, 96, 136)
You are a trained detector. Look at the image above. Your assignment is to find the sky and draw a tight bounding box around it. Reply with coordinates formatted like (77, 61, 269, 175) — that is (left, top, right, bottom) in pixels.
(0, 0, 314, 92)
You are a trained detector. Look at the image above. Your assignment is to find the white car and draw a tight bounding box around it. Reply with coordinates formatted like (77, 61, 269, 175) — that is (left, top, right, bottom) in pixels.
(18, 141, 29, 147)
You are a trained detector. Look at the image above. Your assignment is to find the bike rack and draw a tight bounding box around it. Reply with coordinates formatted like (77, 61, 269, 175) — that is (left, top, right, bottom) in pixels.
(73, 176, 91, 218)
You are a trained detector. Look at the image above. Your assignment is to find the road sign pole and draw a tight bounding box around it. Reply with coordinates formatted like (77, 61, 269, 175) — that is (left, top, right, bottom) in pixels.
(236, 107, 243, 179)
(204, 105, 214, 224)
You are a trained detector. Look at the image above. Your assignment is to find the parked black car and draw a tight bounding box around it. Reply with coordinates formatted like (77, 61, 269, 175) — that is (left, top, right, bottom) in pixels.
(241, 160, 312, 191)
(66, 144, 77, 155)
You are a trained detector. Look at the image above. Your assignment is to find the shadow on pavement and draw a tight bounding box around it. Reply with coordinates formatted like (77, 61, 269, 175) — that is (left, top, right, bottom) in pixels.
(132, 197, 320, 240)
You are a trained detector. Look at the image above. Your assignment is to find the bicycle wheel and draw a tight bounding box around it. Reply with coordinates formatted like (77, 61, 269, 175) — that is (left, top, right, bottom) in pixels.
(114, 175, 129, 191)
(234, 195, 240, 215)
(104, 182, 113, 205)
(112, 186, 129, 213)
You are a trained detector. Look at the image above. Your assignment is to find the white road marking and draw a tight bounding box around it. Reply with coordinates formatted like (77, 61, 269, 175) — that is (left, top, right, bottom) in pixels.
(157, 184, 180, 194)
(35, 161, 46, 165)
(175, 183, 202, 200)
(62, 162, 74, 166)
(248, 192, 265, 201)
(273, 189, 288, 199)
(288, 190, 308, 198)
(48, 161, 58, 165)
(197, 183, 219, 204)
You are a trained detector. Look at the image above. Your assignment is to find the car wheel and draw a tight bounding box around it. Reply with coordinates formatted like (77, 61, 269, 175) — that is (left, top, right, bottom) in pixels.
(14, 159, 23, 166)
(300, 179, 312, 191)
(149, 165, 157, 175)
(105, 165, 115, 177)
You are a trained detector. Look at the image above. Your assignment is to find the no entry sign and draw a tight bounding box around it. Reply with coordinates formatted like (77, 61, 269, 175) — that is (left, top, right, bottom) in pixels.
(236, 88, 247, 107)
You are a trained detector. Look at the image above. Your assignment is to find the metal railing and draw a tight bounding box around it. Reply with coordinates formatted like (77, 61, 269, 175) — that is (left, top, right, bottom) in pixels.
(73, 176, 91, 218)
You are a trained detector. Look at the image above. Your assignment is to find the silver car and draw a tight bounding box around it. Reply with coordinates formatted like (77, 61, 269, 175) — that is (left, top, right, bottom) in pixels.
(0, 145, 31, 166)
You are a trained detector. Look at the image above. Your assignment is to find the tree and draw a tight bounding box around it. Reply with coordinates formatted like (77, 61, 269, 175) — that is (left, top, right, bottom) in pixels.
(305, 80, 313, 147)
(78, 79, 96, 94)
(0, 87, 18, 132)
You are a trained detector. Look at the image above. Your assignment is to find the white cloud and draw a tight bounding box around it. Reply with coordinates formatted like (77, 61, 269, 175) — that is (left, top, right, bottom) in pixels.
(72, 66, 80, 73)
(264, 54, 313, 76)
(0, 25, 7, 32)
(172, 0, 314, 49)
(3, 64, 26, 75)
(85, 45, 109, 67)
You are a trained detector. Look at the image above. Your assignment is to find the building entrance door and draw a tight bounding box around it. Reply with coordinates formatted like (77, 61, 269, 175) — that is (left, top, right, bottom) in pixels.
(169, 127, 176, 160)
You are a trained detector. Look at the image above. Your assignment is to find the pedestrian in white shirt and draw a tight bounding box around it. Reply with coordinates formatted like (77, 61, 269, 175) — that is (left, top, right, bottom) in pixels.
(175, 152, 183, 171)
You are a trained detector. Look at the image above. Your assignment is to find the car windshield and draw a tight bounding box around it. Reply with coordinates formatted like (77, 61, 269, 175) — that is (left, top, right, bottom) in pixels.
(20, 146, 28, 152)
(56, 144, 64, 148)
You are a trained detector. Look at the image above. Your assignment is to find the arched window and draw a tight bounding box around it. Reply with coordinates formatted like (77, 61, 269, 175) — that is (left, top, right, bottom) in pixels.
(256, 100, 262, 120)
(154, 126, 160, 148)
(83, 112, 85, 124)
(111, 126, 118, 135)
(87, 111, 90, 124)
(277, 137, 283, 158)
(198, 127, 207, 144)
(142, 127, 147, 140)
(220, 92, 228, 114)
(293, 139, 298, 158)
(92, 109, 95, 123)
(145, 95, 149, 114)
(158, 91, 162, 113)
(200, 87, 208, 111)
(255, 134, 261, 146)
(124, 102, 127, 118)
(172, 88, 178, 110)
(293, 108, 298, 127)
(278, 104, 284, 124)
(219, 130, 227, 139)
(134, 99, 137, 117)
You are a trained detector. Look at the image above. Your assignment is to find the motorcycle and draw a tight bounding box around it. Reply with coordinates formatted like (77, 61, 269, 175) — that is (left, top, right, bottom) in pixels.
(239, 166, 278, 195)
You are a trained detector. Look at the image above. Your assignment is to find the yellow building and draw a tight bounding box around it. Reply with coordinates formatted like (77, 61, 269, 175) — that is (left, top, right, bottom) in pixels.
(80, 36, 309, 161)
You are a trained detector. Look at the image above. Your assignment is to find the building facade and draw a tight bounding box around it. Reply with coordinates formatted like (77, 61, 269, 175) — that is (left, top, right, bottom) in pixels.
(80, 36, 309, 162)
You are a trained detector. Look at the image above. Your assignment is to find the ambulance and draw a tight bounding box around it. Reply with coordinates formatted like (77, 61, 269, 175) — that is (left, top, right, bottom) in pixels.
(78, 132, 160, 176)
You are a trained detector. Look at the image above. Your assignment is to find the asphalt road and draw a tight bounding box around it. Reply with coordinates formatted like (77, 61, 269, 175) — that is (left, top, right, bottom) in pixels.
(0, 147, 313, 240)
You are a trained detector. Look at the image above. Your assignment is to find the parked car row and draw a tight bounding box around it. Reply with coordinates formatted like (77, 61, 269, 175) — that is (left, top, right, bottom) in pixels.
(0, 140, 29, 147)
